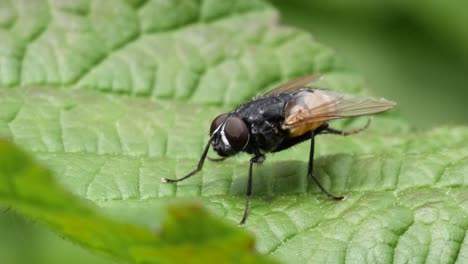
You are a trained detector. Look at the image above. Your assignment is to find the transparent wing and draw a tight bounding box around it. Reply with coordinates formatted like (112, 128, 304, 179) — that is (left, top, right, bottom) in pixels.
(283, 89, 396, 128)
(263, 74, 321, 97)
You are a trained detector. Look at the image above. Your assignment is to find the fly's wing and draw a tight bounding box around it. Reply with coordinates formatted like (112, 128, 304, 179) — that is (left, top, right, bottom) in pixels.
(283, 89, 396, 129)
(263, 74, 322, 97)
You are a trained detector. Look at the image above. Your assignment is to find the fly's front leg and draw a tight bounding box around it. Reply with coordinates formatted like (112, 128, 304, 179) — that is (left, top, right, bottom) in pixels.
(319, 117, 372, 136)
(240, 154, 265, 226)
(308, 131, 346, 200)
(161, 136, 213, 183)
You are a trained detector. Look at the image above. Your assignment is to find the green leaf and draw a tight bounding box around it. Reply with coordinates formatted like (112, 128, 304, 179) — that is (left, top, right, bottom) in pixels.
(0, 0, 466, 263)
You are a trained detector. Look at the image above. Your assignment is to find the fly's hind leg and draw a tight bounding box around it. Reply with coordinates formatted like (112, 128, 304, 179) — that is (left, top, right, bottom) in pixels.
(320, 117, 372, 136)
(309, 131, 346, 200)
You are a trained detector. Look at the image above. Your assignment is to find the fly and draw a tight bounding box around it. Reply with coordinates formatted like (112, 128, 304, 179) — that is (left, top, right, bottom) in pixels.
(162, 75, 396, 225)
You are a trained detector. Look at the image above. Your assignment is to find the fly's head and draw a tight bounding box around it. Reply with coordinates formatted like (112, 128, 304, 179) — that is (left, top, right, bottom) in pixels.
(209, 113, 250, 157)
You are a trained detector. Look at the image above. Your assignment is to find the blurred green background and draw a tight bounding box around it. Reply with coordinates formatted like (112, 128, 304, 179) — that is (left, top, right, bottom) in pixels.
(270, 0, 468, 129)
(2, 1, 468, 264)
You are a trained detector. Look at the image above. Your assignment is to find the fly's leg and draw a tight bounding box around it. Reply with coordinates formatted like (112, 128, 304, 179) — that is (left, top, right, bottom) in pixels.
(309, 131, 346, 200)
(240, 154, 264, 226)
(319, 117, 372, 136)
(161, 138, 212, 183)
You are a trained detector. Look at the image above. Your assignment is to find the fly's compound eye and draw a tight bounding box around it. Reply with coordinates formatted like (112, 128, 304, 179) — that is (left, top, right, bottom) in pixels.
(210, 113, 229, 135)
(224, 117, 249, 151)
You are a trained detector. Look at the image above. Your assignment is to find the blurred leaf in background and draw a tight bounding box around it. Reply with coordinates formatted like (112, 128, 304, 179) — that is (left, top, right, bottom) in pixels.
(269, 0, 468, 128)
